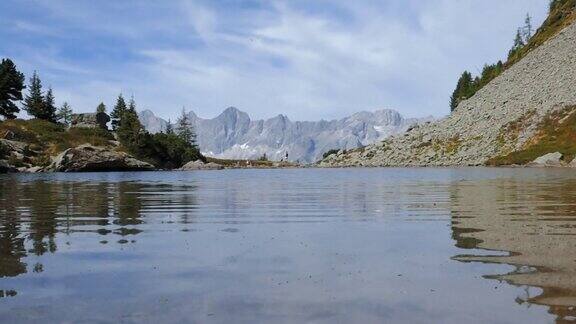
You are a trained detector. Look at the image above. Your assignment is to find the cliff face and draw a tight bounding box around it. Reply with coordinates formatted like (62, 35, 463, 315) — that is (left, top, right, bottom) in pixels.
(320, 20, 576, 167)
(140, 108, 429, 163)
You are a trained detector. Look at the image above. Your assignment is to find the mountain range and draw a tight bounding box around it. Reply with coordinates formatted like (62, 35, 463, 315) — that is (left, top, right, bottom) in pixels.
(138, 108, 430, 163)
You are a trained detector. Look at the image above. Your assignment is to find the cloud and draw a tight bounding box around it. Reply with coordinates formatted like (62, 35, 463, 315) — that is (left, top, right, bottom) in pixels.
(0, 0, 548, 120)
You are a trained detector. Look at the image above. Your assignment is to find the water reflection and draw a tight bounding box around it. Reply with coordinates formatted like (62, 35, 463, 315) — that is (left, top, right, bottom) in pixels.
(451, 175, 576, 323)
(0, 177, 199, 279)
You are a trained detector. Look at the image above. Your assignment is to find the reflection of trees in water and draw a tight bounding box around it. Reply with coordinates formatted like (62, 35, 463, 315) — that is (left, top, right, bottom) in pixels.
(0, 178, 198, 280)
(450, 177, 576, 323)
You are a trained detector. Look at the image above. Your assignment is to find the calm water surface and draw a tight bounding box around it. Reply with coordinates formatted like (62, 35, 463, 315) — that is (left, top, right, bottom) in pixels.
(1, 168, 576, 323)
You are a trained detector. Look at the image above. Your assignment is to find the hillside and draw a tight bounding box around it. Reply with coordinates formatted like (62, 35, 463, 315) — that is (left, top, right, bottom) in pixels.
(320, 16, 576, 167)
(139, 108, 431, 163)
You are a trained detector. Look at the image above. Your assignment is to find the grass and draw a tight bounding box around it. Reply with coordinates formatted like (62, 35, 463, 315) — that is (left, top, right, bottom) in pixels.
(487, 106, 576, 165)
(0, 119, 115, 165)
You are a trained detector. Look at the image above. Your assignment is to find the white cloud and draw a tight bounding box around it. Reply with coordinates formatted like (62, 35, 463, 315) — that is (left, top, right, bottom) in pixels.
(1, 0, 549, 121)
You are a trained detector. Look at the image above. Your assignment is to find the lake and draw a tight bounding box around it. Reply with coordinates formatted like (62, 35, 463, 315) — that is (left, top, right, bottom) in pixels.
(1, 168, 576, 323)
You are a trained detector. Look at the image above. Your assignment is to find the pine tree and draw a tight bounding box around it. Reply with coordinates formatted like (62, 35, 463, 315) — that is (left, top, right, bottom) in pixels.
(117, 103, 145, 153)
(450, 71, 474, 112)
(523, 13, 533, 43)
(127, 96, 137, 113)
(508, 28, 526, 60)
(23, 71, 45, 119)
(0, 58, 25, 119)
(96, 102, 107, 114)
(42, 87, 57, 122)
(110, 94, 127, 131)
(57, 102, 73, 125)
(176, 108, 196, 147)
(165, 118, 174, 134)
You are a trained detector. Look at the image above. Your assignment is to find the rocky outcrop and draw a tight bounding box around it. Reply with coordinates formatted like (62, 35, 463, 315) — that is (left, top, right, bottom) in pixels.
(70, 112, 110, 130)
(178, 160, 224, 171)
(140, 108, 431, 163)
(571, 158, 576, 168)
(320, 20, 576, 167)
(0, 160, 17, 173)
(46, 144, 155, 172)
(529, 152, 564, 167)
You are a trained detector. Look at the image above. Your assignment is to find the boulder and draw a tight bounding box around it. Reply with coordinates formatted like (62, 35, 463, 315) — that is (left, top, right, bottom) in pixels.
(570, 158, 576, 168)
(70, 112, 110, 130)
(530, 152, 564, 167)
(179, 160, 224, 171)
(47, 144, 155, 172)
(0, 160, 17, 173)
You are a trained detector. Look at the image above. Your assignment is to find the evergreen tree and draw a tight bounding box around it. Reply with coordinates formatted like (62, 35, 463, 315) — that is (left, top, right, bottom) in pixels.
(176, 108, 196, 147)
(23, 71, 45, 119)
(42, 87, 57, 122)
(96, 102, 107, 114)
(127, 96, 137, 113)
(57, 102, 73, 126)
(523, 13, 533, 43)
(0, 58, 25, 119)
(110, 94, 127, 131)
(450, 71, 474, 112)
(165, 119, 174, 134)
(508, 28, 525, 60)
(117, 106, 145, 153)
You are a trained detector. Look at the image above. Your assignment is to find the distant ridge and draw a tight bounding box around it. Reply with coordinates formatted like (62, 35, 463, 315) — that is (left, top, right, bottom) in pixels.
(139, 108, 431, 163)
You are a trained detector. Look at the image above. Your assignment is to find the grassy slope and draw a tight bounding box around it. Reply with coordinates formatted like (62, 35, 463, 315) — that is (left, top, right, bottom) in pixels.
(488, 107, 576, 165)
(0, 119, 114, 166)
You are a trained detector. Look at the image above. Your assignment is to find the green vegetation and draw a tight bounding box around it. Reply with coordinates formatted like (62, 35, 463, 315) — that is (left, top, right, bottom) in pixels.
(450, 1, 576, 112)
(114, 95, 203, 169)
(56, 102, 73, 126)
(23, 72, 57, 122)
(322, 149, 339, 159)
(487, 106, 576, 165)
(0, 119, 114, 165)
(0, 58, 25, 120)
(96, 102, 106, 114)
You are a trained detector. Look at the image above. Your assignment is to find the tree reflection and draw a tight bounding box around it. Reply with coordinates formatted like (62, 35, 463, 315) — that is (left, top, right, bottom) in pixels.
(0, 177, 198, 280)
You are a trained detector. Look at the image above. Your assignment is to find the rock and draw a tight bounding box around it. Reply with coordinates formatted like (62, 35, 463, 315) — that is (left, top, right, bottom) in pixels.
(0, 160, 17, 173)
(570, 158, 576, 168)
(179, 160, 224, 171)
(46, 144, 155, 172)
(70, 112, 110, 130)
(530, 152, 564, 167)
(17, 166, 43, 173)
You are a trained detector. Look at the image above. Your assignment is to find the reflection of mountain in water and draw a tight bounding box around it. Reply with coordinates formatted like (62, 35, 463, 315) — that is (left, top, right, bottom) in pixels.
(450, 176, 576, 323)
(0, 179, 198, 279)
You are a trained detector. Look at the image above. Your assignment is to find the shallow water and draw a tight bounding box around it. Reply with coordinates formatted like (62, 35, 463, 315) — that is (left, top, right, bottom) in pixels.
(1, 168, 576, 323)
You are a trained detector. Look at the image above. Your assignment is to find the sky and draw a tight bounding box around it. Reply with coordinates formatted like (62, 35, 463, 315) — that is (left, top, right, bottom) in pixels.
(0, 0, 548, 121)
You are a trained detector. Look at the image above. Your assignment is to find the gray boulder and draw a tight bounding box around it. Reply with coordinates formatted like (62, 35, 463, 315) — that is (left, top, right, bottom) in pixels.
(179, 160, 224, 171)
(570, 158, 576, 168)
(47, 144, 155, 172)
(71, 112, 110, 130)
(530, 152, 564, 167)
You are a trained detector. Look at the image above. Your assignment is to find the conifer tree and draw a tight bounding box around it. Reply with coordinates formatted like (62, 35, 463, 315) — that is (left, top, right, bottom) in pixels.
(96, 102, 107, 114)
(57, 102, 73, 125)
(450, 71, 474, 112)
(176, 108, 196, 147)
(110, 94, 127, 131)
(523, 13, 533, 42)
(0, 58, 25, 119)
(165, 119, 174, 134)
(23, 71, 45, 119)
(42, 87, 57, 122)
